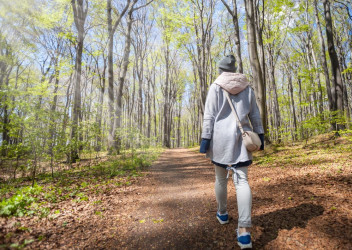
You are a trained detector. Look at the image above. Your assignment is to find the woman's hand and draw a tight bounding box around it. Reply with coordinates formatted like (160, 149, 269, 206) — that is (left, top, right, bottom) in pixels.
(200, 138, 211, 153)
(259, 134, 264, 150)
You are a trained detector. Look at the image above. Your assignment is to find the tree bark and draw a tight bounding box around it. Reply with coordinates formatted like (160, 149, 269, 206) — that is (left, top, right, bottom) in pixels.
(71, 0, 88, 163)
(267, 48, 281, 142)
(287, 68, 297, 140)
(310, 42, 324, 114)
(107, 0, 134, 154)
(163, 43, 171, 148)
(49, 55, 60, 176)
(323, 0, 345, 130)
(220, 0, 243, 73)
(115, 9, 133, 153)
(254, 0, 266, 92)
(244, 0, 267, 136)
(314, 0, 333, 112)
(95, 57, 106, 152)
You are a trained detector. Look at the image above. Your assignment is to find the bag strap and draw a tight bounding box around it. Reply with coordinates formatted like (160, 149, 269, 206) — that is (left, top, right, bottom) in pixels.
(223, 89, 245, 135)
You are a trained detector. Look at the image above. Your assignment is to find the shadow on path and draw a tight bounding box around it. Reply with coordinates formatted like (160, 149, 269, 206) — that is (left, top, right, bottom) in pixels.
(253, 203, 324, 248)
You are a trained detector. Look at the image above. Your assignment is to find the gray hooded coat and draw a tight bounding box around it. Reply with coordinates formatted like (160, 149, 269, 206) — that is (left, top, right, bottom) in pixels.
(201, 72, 264, 165)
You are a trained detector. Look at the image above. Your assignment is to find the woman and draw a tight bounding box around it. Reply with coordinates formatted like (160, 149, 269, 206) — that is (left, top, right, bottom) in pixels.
(200, 55, 264, 249)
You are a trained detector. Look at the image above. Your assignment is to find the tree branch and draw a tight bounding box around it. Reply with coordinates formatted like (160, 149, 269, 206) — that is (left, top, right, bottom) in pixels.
(334, 0, 352, 20)
(111, 0, 134, 36)
(220, 0, 234, 16)
(133, 0, 154, 11)
(71, 0, 80, 31)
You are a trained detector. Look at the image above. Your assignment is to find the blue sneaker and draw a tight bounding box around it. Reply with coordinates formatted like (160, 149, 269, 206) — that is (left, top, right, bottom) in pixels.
(216, 212, 229, 224)
(236, 230, 252, 249)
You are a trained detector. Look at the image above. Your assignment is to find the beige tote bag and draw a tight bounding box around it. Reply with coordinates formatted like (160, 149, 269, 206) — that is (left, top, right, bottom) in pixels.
(223, 90, 261, 152)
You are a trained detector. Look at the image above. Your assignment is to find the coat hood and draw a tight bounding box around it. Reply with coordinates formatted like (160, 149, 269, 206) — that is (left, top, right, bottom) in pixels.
(214, 72, 249, 95)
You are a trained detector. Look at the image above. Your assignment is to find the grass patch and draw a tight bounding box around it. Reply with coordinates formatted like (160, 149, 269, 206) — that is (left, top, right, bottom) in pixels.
(253, 133, 352, 169)
(0, 147, 163, 218)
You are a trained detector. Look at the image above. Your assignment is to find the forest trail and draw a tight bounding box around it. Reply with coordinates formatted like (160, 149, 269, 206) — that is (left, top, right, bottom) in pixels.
(2, 147, 351, 249)
(108, 148, 352, 249)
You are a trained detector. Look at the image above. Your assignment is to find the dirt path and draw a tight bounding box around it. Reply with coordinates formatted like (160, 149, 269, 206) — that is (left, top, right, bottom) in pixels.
(107, 148, 351, 249)
(2, 148, 351, 249)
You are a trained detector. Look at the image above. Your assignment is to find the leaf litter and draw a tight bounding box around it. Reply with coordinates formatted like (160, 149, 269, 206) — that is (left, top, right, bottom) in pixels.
(0, 135, 351, 249)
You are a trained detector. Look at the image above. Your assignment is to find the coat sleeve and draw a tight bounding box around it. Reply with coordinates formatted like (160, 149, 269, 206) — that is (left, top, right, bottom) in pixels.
(248, 88, 264, 134)
(201, 84, 219, 139)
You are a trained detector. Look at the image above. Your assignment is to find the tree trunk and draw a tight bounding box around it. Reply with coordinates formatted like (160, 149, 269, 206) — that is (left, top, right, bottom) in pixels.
(298, 78, 304, 139)
(287, 68, 297, 140)
(107, 0, 115, 153)
(310, 42, 324, 114)
(106, 0, 134, 153)
(177, 101, 181, 147)
(147, 77, 151, 139)
(95, 58, 106, 152)
(49, 56, 60, 176)
(115, 10, 133, 153)
(137, 62, 143, 133)
(305, 39, 318, 117)
(163, 43, 170, 148)
(267, 49, 281, 142)
(314, 0, 333, 112)
(323, 0, 345, 131)
(244, 0, 267, 136)
(71, 0, 88, 163)
(254, 0, 266, 92)
(220, 0, 243, 73)
(153, 75, 157, 143)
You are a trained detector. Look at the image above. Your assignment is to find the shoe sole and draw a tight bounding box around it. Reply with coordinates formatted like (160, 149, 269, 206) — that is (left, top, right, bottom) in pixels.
(237, 241, 252, 249)
(216, 216, 229, 224)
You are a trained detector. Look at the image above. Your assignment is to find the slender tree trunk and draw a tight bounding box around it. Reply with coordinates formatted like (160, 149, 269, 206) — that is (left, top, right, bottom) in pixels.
(71, 39, 83, 162)
(106, 0, 134, 153)
(244, 0, 267, 136)
(95, 58, 106, 152)
(342, 80, 350, 124)
(49, 56, 60, 177)
(267, 49, 281, 141)
(232, 0, 243, 73)
(310, 42, 324, 114)
(255, 0, 266, 92)
(336, 34, 351, 126)
(314, 0, 333, 112)
(163, 44, 170, 148)
(287, 69, 297, 140)
(323, 0, 345, 131)
(153, 78, 157, 143)
(115, 10, 133, 153)
(107, 0, 115, 153)
(137, 63, 143, 133)
(298, 78, 304, 139)
(305, 39, 318, 117)
(177, 102, 181, 147)
(71, 0, 88, 163)
(62, 73, 73, 157)
(220, 0, 243, 73)
(147, 78, 151, 139)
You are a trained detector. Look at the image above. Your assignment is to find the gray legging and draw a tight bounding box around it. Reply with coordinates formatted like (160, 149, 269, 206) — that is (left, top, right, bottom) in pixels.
(215, 165, 252, 228)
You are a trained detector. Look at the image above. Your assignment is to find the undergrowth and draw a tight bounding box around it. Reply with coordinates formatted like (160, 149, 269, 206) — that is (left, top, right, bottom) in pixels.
(253, 132, 352, 169)
(0, 147, 163, 218)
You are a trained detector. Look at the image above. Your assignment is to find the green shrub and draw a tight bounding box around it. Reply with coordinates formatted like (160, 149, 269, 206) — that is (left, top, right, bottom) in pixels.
(0, 184, 43, 217)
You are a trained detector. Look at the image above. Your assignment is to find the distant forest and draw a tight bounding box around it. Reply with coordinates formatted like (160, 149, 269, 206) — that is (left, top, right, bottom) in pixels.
(0, 0, 351, 165)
